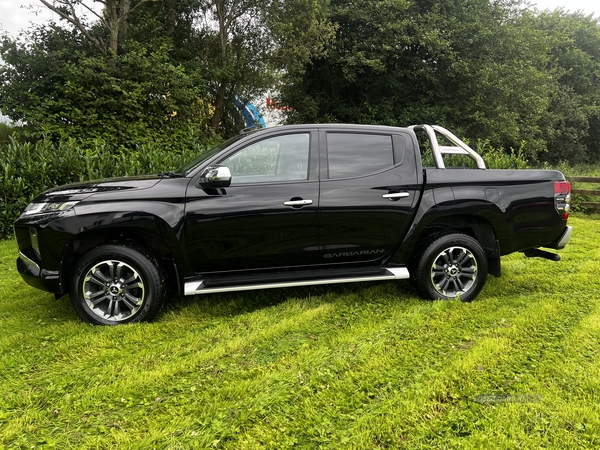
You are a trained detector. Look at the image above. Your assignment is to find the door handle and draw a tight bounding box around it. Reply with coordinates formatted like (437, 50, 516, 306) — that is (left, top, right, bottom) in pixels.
(284, 199, 313, 207)
(382, 192, 410, 200)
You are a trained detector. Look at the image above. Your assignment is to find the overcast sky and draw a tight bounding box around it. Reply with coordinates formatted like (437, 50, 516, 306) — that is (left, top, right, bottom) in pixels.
(1, 0, 599, 37)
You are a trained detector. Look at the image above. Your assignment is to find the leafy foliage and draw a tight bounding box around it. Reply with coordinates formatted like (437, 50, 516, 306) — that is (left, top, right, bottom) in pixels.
(284, 0, 545, 147)
(0, 123, 15, 144)
(0, 0, 334, 141)
(0, 26, 209, 147)
(419, 139, 529, 169)
(1, 0, 600, 175)
(281, 1, 600, 163)
(536, 11, 600, 163)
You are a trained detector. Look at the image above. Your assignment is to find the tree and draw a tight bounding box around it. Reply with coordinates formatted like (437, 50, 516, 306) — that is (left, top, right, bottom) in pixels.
(0, 24, 208, 147)
(281, 0, 555, 158)
(38, 0, 159, 57)
(1, 1, 216, 145)
(0, 0, 335, 143)
(540, 85, 589, 164)
(536, 11, 600, 163)
(192, 0, 334, 133)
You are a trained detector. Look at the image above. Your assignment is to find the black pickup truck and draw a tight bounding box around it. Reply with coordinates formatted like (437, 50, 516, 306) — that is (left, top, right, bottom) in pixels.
(14, 124, 573, 324)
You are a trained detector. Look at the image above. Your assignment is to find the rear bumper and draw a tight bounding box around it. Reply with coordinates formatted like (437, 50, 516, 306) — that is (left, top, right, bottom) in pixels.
(16, 253, 61, 294)
(549, 226, 573, 250)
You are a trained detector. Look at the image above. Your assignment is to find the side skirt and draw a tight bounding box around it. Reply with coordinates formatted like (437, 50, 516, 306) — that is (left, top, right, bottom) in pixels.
(184, 267, 410, 296)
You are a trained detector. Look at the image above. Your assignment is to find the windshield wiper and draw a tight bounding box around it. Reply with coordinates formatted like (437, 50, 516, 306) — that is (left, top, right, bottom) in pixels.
(158, 171, 184, 178)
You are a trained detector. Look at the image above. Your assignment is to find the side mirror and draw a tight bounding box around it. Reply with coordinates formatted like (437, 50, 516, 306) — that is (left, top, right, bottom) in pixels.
(199, 165, 232, 188)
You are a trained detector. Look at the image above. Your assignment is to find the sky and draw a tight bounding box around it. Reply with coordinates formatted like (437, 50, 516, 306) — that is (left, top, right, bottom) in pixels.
(0, 0, 102, 37)
(1, 0, 599, 37)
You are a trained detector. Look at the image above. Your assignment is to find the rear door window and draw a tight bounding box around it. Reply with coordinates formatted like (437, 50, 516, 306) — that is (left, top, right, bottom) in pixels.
(327, 133, 394, 179)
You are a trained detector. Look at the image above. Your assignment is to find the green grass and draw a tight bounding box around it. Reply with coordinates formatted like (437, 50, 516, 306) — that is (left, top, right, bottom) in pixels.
(1, 215, 599, 449)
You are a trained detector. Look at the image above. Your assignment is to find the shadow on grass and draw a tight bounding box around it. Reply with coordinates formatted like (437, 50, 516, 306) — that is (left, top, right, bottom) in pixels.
(40, 280, 418, 325)
(163, 279, 418, 321)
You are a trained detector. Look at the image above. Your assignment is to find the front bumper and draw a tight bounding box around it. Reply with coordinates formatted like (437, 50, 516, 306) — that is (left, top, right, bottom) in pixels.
(16, 252, 61, 294)
(14, 207, 84, 296)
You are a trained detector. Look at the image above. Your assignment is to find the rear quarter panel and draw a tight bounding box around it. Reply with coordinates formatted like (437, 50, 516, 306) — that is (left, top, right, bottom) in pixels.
(430, 169, 566, 253)
(392, 168, 568, 264)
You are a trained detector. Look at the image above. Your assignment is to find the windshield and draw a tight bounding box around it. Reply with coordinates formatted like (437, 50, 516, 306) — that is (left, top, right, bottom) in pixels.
(178, 133, 248, 176)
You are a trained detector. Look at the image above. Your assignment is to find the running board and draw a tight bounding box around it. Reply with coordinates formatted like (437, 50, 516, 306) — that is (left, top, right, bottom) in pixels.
(184, 267, 410, 296)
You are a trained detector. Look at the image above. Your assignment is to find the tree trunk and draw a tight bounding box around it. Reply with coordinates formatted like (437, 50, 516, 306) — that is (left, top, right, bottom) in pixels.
(210, 0, 229, 132)
(119, 0, 132, 46)
(39, 0, 158, 65)
(107, 0, 120, 66)
(211, 83, 227, 132)
(167, 0, 177, 37)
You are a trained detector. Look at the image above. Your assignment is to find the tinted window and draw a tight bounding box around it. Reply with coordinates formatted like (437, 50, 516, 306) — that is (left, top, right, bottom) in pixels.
(327, 133, 393, 179)
(220, 133, 310, 184)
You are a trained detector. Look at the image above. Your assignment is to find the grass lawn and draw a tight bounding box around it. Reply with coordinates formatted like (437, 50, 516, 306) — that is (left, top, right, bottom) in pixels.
(1, 215, 599, 449)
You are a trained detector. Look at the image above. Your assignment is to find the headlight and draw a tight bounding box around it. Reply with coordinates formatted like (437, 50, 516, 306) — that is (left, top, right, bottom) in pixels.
(23, 201, 79, 216)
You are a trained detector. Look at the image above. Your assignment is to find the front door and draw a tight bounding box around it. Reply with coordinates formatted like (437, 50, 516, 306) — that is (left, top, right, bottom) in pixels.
(184, 131, 320, 273)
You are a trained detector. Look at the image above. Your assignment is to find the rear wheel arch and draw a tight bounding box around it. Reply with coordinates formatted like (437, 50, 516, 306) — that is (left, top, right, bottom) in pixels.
(411, 232, 489, 302)
(410, 214, 501, 277)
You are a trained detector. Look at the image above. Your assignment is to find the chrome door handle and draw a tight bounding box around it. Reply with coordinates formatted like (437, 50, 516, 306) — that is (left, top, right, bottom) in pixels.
(284, 199, 313, 206)
(382, 192, 410, 199)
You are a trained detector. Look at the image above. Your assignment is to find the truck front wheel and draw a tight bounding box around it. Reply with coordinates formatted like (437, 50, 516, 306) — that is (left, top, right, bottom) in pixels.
(413, 233, 488, 302)
(69, 245, 166, 325)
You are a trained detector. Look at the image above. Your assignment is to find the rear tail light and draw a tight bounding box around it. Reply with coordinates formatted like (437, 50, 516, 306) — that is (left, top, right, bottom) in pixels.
(554, 181, 571, 220)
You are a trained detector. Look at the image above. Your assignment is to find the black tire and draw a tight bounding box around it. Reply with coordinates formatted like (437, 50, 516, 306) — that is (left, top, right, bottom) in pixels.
(412, 233, 488, 302)
(69, 244, 166, 325)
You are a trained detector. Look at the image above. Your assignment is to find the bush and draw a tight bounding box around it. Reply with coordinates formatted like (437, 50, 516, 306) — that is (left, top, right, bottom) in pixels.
(477, 141, 529, 170)
(0, 136, 214, 239)
(420, 139, 530, 169)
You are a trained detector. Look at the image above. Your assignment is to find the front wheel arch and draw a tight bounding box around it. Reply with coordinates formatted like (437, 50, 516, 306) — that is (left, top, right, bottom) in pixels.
(60, 227, 182, 297)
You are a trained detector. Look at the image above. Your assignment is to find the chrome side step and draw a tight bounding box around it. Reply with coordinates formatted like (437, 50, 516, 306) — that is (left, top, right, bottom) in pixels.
(184, 267, 410, 296)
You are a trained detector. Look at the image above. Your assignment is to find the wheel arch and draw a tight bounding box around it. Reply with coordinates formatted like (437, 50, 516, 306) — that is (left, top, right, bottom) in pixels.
(60, 226, 185, 296)
(390, 212, 502, 277)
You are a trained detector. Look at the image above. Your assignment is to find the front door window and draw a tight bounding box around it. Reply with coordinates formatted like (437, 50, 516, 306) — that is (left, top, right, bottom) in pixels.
(220, 134, 310, 184)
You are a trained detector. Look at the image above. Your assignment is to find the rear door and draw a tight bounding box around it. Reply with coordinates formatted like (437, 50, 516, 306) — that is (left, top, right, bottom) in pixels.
(318, 128, 420, 265)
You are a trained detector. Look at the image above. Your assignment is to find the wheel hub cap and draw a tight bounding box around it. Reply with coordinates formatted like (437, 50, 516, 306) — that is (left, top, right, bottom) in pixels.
(109, 285, 121, 295)
(82, 260, 145, 322)
(446, 265, 459, 277)
(431, 246, 478, 298)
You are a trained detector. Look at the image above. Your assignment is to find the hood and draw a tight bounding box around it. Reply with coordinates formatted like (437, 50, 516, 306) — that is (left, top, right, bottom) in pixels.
(33, 175, 163, 203)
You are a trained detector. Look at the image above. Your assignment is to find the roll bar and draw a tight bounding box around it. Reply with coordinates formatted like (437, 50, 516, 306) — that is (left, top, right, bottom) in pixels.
(409, 124, 486, 169)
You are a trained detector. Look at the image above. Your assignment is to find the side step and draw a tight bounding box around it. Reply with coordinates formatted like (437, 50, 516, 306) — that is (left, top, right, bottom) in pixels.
(184, 267, 410, 296)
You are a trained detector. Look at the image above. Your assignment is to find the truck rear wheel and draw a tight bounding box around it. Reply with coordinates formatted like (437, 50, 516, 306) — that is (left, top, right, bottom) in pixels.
(413, 233, 488, 302)
(69, 245, 166, 325)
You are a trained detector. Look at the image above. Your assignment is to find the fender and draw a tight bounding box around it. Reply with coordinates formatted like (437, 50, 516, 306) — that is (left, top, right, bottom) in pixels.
(387, 186, 507, 276)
